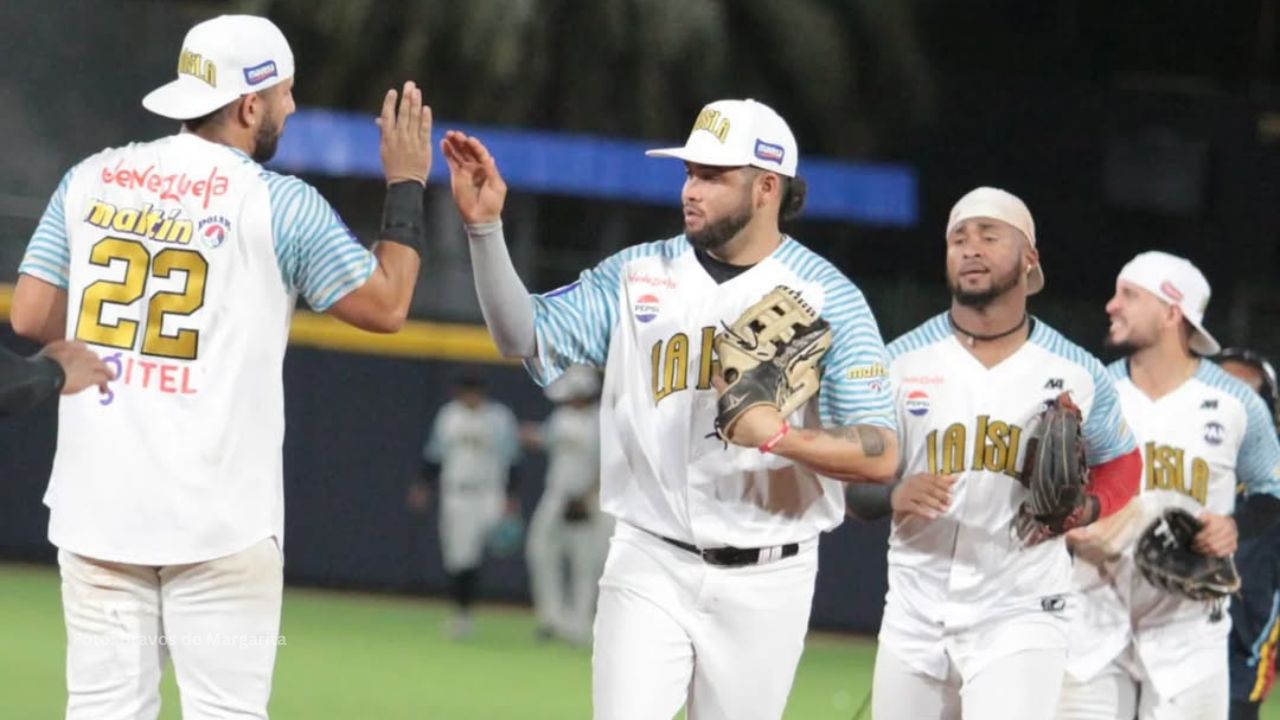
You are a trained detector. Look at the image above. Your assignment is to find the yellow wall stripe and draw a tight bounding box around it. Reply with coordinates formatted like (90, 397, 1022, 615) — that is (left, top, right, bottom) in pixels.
(0, 282, 514, 364)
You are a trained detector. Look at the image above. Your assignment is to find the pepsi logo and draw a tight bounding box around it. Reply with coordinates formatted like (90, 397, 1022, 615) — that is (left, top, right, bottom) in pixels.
(634, 294, 661, 323)
(906, 390, 930, 417)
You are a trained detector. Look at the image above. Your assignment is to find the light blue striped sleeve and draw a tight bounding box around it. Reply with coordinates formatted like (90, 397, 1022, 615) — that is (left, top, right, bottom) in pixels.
(497, 406, 522, 467)
(816, 276, 896, 430)
(422, 408, 446, 463)
(525, 250, 626, 386)
(1082, 358, 1137, 465)
(1236, 390, 1280, 498)
(19, 168, 75, 288)
(266, 174, 376, 311)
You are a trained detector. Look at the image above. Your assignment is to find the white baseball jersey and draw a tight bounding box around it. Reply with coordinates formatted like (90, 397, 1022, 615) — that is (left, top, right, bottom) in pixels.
(423, 399, 520, 494)
(525, 235, 895, 548)
(1066, 360, 1280, 698)
(881, 314, 1136, 681)
(20, 133, 376, 565)
(538, 403, 601, 499)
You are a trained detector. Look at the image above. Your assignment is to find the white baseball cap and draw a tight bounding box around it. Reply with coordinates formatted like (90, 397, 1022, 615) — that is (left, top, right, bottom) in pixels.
(946, 186, 1044, 294)
(645, 99, 798, 177)
(142, 15, 295, 121)
(1117, 251, 1220, 356)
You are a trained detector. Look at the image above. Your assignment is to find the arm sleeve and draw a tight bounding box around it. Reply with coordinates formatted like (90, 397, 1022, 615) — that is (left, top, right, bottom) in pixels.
(1236, 392, 1280, 498)
(465, 221, 536, 357)
(816, 280, 896, 430)
(1082, 365, 1138, 465)
(1085, 448, 1142, 518)
(845, 481, 897, 521)
(524, 250, 629, 387)
(266, 175, 377, 311)
(19, 168, 75, 289)
(0, 346, 65, 416)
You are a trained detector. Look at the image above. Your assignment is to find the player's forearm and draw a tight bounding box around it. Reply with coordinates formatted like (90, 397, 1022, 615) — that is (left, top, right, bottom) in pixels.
(11, 274, 68, 344)
(465, 221, 536, 357)
(1085, 448, 1142, 519)
(334, 241, 420, 333)
(772, 425, 899, 483)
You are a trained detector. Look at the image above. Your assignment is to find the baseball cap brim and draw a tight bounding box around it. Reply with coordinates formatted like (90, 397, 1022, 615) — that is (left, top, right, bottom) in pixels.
(1187, 317, 1221, 356)
(142, 75, 240, 120)
(645, 146, 744, 168)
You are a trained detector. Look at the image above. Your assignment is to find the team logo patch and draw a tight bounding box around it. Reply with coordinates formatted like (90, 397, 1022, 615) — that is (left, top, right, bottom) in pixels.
(754, 140, 785, 165)
(634, 294, 661, 324)
(243, 60, 279, 86)
(906, 390, 930, 417)
(1160, 280, 1184, 302)
(1204, 421, 1225, 446)
(198, 215, 231, 249)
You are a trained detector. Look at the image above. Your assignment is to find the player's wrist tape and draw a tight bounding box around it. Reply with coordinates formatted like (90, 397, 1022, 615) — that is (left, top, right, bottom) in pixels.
(758, 422, 791, 454)
(380, 181, 425, 254)
(464, 220, 503, 242)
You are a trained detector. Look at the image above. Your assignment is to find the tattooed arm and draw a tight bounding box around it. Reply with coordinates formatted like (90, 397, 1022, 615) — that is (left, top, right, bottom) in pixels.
(771, 425, 899, 484)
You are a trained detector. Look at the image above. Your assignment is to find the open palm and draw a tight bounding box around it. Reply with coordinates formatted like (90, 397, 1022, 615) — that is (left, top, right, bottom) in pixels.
(441, 130, 507, 224)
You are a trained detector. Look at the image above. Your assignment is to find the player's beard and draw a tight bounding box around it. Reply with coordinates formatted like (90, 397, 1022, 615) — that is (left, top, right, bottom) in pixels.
(252, 110, 283, 163)
(1103, 323, 1155, 356)
(687, 204, 753, 253)
(948, 258, 1023, 309)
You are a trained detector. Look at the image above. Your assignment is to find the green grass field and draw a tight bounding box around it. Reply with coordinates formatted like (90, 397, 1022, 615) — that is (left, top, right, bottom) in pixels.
(2, 562, 1275, 719)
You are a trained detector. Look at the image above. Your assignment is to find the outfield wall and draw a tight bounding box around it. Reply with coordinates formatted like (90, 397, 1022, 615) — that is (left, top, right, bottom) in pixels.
(0, 323, 892, 634)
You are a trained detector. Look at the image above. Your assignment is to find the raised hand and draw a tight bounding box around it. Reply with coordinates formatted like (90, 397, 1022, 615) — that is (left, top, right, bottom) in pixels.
(40, 340, 112, 395)
(377, 81, 433, 186)
(441, 130, 507, 224)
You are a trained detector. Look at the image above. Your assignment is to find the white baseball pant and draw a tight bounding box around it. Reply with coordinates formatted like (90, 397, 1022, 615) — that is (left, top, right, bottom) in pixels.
(439, 488, 504, 573)
(1056, 652, 1228, 720)
(526, 493, 613, 643)
(591, 521, 818, 720)
(59, 536, 283, 720)
(872, 642, 1068, 720)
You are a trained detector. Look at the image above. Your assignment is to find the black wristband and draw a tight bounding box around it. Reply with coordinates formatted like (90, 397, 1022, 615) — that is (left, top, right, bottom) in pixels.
(380, 181, 425, 254)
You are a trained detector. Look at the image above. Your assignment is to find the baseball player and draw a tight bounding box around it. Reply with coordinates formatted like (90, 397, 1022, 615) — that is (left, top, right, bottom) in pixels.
(1057, 253, 1280, 719)
(0, 340, 111, 416)
(847, 187, 1142, 720)
(442, 98, 900, 720)
(408, 374, 521, 640)
(10, 15, 430, 719)
(1215, 348, 1280, 720)
(522, 364, 610, 646)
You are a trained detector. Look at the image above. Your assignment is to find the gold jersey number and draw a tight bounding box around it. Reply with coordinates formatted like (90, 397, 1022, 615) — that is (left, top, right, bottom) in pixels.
(75, 236, 208, 360)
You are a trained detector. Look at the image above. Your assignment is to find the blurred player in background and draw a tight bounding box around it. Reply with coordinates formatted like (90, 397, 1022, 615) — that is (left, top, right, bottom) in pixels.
(846, 187, 1140, 720)
(10, 15, 430, 718)
(1216, 348, 1280, 720)
(408, 374, 521, 640)
(0, 341, 111, 416)
(521, 364, 610, 647)
(1058, 253, 1280, 719)
(443, 98, 899, 720)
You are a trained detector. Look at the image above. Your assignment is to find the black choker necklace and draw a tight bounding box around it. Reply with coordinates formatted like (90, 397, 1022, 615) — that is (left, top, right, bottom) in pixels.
(948, 312, 1028, 347)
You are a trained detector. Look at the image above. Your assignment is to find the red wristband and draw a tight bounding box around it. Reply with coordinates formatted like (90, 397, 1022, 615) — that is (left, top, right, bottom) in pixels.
(758, 422, 791, 454)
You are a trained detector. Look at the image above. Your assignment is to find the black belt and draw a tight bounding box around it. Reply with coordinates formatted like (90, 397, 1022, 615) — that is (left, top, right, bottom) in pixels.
(659, 536, 799, 567)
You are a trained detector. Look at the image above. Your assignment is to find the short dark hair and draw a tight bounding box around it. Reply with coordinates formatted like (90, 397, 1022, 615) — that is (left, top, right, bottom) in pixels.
(780, 175, 807, 222)
(181, 101, 236, 133)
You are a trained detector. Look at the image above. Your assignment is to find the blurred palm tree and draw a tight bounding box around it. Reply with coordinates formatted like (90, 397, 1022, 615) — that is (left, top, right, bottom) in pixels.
(239, 0, 933, 158)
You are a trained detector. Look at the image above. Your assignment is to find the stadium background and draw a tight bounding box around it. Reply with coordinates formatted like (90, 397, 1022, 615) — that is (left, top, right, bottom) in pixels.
(1, 0, 1279, 717)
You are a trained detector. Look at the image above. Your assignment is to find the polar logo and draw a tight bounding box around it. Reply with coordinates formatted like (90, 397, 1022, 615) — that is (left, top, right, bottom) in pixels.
(634, 294, 660, 323)
(906, 390, 930, 417)
(1204, 421, 1225, 446)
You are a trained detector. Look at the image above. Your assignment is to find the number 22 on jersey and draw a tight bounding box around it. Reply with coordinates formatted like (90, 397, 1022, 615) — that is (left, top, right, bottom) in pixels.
(75, 236, 208, 360)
